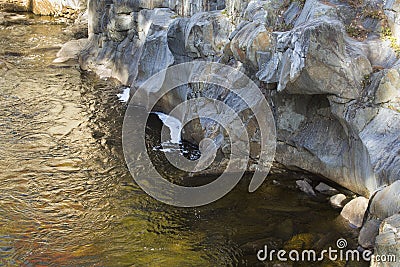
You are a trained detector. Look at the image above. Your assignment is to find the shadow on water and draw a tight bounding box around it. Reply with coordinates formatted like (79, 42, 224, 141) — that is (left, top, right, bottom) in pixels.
(0, 12, 368, 266)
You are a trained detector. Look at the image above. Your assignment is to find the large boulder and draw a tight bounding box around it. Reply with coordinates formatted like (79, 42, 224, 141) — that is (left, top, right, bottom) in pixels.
(370, 181, 400, 220)
(230, 21, 272, 68)
(257, 19, 372, 98)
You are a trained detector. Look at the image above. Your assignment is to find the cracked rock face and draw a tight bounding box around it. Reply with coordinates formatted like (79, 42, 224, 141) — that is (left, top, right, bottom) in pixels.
(80, 0, 399, 211)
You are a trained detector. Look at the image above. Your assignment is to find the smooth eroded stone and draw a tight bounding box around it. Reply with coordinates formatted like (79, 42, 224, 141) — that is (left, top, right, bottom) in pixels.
(80, 0, 400, 207)
(340, 197, 369, 228)
(0, 0, 30, 11)
(330, 194, 347, 209)
(32, 0, 57, 15)
(315, 182, 339, 196)
(54, 38, 88, 63)
(370, 181, 400, 220)
(296, 179, 316, 196)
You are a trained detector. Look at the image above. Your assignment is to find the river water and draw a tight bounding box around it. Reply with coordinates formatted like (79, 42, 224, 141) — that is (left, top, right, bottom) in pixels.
(0, 12, 366, 266)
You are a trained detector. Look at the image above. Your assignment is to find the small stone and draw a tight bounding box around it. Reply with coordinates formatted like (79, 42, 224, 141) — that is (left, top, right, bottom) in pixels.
(296, 179, 316, 196)
(340, 197, 369, 228)
(54, 38, 88, 63)
(315, 182, 339, 196)
(330, 194, 347, 208)
(272, 180, 280, 185)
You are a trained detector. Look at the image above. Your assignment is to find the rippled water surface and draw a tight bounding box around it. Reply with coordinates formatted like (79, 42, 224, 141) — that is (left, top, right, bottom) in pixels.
(0, 12, 366, 266)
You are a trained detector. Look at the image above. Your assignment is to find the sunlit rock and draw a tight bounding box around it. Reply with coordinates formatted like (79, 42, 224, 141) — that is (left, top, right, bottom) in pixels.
(340, 196, 369, 228)
(370, 181, 400, 220)
(184, 11, 232, 58)
(330, 194, 347, 209)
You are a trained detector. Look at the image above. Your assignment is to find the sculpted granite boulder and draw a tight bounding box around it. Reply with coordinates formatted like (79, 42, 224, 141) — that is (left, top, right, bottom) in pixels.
(257, 19, 372, 98)
(79, 0, 400, 199)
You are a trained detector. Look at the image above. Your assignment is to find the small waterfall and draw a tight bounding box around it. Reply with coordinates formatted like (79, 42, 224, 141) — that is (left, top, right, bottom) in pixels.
(117, 87, 130, 102)
(154, 112, 182, 144)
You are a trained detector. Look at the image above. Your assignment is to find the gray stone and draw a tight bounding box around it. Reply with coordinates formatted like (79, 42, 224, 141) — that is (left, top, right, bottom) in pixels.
(358, 218, 381, 249)
(54, 38, 88, 63)
(184, 11, 232, 59)
(315, 182, 339, 196)
(385, 0, 400, 46)
(370, 181, 400, 220)
(340, 197, 369, 228)
(296, 179, 316, 196)
(374, 69, 400, 104)
(371, 214, 400, 267)
(258, 19, 372, 98)
(275, 218, 294, 240)
(330, 194, 347, 209)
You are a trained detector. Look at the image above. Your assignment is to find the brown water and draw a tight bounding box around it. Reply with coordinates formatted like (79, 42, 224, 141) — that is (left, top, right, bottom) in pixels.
(0, 12, 366, 266)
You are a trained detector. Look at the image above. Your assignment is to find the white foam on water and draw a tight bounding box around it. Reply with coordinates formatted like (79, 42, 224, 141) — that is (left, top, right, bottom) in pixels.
(154, 112, 182, 144)
(117, 87, 130, 103)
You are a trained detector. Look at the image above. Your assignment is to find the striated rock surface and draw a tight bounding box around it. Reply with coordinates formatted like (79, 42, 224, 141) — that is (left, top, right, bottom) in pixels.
(371, 214, 400, 267)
